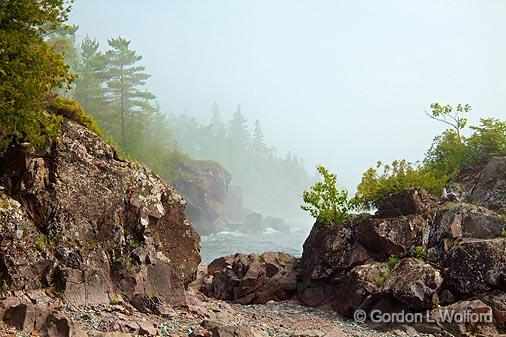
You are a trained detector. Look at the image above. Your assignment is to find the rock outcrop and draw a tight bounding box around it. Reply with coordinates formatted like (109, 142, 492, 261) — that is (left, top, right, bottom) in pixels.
(203, 252, 299, 304)
(171, 160, 231, 235)
(0, 120, 201, 315)
(449, 156, 506, 214)
(298, 157, 506, 336)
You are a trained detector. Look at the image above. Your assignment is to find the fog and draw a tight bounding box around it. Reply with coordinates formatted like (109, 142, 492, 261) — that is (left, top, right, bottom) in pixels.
(70, 0, 506, 191)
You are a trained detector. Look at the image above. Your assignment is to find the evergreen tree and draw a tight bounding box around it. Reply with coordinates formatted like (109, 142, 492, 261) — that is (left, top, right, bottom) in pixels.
(74, 36, 108, 122)
(228, 105, 250, 151)
(252, 119, 266, 156)
(0, 0, 74, 149)
(104, 37, 155, 148)
(210, 101, 226, 136)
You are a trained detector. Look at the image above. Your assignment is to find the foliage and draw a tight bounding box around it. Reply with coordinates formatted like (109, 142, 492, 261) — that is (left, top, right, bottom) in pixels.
(43, 25, 311, 218)
(424, 129, 472, 179)
(301, 166, 356, 225)
(355, 160, 446, 210)
(467, 118, 506, 162)
(0, 0, 74, 150)
(170, 106, 311, 218)
(414, 246, 426, 259)
(427, 102, 471, 137)
(356, 102, 505, 210)
(376, 255, 400, 287)
(387, 255, 400, 269)
(104, 37, 155, 149)
(47, 96, 102, 136)
(109, 294, 120, 305)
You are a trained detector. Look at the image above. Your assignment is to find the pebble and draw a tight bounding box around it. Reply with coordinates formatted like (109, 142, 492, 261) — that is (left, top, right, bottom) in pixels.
(47, 300, 435, 337)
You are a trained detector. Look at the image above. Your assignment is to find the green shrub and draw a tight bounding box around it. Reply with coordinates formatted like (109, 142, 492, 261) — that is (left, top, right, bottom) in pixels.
(354, 160, 446, 210)
(47, 96, 102, 136)
(467, 118, 506, 163)
(424, 129, 472, 179)
(301, 165, 357, 225)
(109, 294, 120, 305)
(355, 104, 505, 211)
(414, 246, 426, 259)
(35, 233, 48, 251)
(0, 1, 73, 150)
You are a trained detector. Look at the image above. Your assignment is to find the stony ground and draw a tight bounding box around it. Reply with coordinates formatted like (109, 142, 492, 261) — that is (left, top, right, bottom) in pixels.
(0, 296, 435, 337)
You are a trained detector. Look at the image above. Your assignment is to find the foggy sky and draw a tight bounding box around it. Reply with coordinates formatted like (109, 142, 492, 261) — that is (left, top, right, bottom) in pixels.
(70, 0, 506, 191)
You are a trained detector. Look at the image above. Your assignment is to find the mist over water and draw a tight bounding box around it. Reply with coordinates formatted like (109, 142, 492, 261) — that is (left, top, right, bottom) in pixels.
(68, 0, 506, 257)
(200, 220, 311, 263)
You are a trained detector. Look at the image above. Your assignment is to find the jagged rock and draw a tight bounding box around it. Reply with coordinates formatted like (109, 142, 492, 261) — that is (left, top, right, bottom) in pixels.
(44, 312, 87, 337)
(356, 215, 430, 259)
(206, 252, 298, 304)
(263, 217, 290, 234)
(449, 156, 506, 214)
(443, 238, 506, 296)
(430, 300, 496, 337)
(300, 219, 370, 282)
(480, 291, 506, 329)
(0, 192, 55, 291)
(171, 160, 231, 235)
(0, 290, 61, 333)
(0, 120, 201, 312)
(383, 258, 443, 311)
(298, 218, 371, 307)
(429, 202, 505, 245)
(334, 262, 386, 316)
(376, 188, 433, 218)
(240, 212, 264, 234)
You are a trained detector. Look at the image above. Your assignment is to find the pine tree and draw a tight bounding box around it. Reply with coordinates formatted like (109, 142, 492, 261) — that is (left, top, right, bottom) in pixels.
(104, 37, 155, 148)
(228, 105, 250, 151)
(74, 36, 108, 122)
(210, 101, 226, 136)
(252, 119, 266, 157)
(0, 0, 73, 149)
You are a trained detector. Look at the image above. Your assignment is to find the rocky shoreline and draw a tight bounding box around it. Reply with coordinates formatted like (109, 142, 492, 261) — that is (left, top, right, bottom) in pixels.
(0, 117, 505, 337)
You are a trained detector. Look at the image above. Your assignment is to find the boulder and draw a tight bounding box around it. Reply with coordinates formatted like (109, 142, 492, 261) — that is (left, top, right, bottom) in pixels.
(480, 291, 506, 329)
(429, 203, 505, 245)
(430, 300, 496, 337)
(43, 312, 87, 337)
(1, 290, 61, 333)
(0, 120, 201, 312)
(383, 258, 443, 311)
(298, 218, 371, 307)
(206, 252, 298, 304)
(376, 188, 433, 217)
(443, 238, 506, 296)
(240, 212, 264, 234)
(263, 216, 290, 234)
(356, 215, 430, 259)
(171, 160, 231, 235)
(449, 156, 506, 214)
(299, 220, 370, 282)
(334, 262, 386, 316)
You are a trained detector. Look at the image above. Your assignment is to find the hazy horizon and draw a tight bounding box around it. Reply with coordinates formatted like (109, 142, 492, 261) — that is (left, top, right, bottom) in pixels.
(70, 0, 506, 191)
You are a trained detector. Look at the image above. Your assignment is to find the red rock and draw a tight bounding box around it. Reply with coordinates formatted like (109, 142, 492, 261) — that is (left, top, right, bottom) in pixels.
(376, 188, 433, 218)
(206, 252, 298, 304)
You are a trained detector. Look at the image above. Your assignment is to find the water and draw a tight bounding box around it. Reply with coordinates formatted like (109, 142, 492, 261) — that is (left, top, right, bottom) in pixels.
(200, 224, 311, 263)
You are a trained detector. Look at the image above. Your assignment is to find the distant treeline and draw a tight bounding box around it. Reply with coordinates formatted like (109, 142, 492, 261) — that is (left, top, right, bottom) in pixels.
(49, 26, 311, 219)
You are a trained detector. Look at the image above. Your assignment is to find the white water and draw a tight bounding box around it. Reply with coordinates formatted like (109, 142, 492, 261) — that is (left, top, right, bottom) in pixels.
(200, 222, 311, 263)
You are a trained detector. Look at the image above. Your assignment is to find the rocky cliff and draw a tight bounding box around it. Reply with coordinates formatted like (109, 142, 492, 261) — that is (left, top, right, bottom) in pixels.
(171, 160, 231, 235)
(0, 120, 201, 320)
(297, 157, 506, 336)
